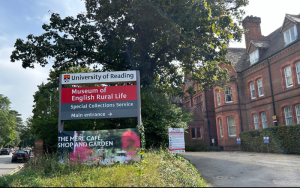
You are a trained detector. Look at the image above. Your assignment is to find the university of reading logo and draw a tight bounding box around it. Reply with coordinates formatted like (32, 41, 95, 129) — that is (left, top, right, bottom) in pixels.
(64, 75, 70, 82)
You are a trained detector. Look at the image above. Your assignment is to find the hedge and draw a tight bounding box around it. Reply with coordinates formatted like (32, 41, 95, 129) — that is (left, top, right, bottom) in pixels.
(239, 124, 300, 154)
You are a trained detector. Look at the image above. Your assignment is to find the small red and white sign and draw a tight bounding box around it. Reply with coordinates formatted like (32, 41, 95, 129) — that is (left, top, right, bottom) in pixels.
(61, 85, 137, 103)
(169, 128, 185, 153)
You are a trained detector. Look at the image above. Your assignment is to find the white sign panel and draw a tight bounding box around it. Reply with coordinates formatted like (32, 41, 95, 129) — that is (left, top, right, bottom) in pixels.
(61, 71, 137, 85)
(168, 128, 185, 153)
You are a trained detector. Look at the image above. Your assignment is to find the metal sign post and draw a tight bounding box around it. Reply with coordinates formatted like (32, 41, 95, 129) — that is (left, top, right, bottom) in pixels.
(237, 138, 241, 151)
(264, 137, 269, 153)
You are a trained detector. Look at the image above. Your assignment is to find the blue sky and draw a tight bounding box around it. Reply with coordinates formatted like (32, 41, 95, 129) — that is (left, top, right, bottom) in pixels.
(0, 0, 299, 123)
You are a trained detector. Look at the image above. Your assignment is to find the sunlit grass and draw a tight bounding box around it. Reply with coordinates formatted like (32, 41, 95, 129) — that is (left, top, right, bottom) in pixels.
(0, 148, 207, 187)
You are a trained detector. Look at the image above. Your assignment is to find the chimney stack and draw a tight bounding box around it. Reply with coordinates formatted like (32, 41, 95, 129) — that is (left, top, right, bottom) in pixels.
(242, 16, 265, 50)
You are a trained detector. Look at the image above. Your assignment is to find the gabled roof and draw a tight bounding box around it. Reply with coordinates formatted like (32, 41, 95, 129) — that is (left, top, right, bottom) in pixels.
(247, 40, 269, 54)
(225, 48, 247, 72)
(280, 14, 300, 32)
(170, 97, 182, 104)
(286, 14, 300, 23)
(250, 40, 269, 48)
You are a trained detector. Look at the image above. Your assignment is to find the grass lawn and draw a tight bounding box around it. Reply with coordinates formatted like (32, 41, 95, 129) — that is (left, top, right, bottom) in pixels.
(0, 149, 207, 187)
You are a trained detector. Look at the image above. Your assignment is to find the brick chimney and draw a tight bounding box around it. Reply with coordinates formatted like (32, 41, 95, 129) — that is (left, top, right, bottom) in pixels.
(242, 16, 265, 49)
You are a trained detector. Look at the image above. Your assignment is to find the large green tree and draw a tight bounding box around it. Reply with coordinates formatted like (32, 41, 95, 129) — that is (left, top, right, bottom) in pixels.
(0, 94, 21, 147)
(11, 0, 248, 95)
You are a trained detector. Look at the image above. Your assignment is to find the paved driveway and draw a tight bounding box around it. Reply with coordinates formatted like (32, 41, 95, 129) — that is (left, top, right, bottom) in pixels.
(0, 153, 22, 176)
(183, 151, 300, 187)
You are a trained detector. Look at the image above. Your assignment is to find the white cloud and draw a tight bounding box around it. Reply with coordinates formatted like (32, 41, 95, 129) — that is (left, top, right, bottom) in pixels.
(0, 47, 50, 122)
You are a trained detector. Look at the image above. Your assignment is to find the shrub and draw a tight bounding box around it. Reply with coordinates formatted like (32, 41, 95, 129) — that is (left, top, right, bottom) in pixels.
(239, 124, 300, 154)
(0, 148, 207, 187)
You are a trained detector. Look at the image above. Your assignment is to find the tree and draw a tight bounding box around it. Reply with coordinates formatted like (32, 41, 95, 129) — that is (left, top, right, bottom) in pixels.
(11, 0, 249, 96)
(186, 86, 197, 107)
(0, 94, 18, 147)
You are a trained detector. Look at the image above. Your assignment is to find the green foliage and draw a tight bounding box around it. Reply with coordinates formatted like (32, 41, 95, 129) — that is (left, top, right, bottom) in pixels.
(0, 149, 207, 187)
(0, 94, 23, 147)
(11, 0, 248, 96)
(185, 145, 222, 152)
(239, 124, 300, 154)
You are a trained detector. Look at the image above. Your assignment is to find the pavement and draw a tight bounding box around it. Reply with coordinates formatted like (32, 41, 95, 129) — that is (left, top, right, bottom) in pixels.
(182, 151, 300, 187)
(0, 153, 23, 176)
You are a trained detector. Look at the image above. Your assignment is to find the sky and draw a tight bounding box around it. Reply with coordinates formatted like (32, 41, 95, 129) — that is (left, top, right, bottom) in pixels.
(0, 0, 300, 123)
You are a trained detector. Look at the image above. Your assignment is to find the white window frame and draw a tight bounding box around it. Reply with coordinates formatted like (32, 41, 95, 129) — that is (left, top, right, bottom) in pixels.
(296, 104, 300, 124)
(219, 118, 223, 138)
(296, 61, 300, 84)
(284, 66, 293, 88)
(250, 82, 256, 99)
(250, 49, 259, 65)
(261, 112, 268, 128)
(197, 127, 202, 139)
(253, 114, 259, 130)
(227, 116, 236, 137)
(284, 107, 293, 125)
(191, 127, 196, 139)
(216, 91, 220, 106)
(257, 78, 264, 97)
(225, 87, 233, 103)
(284, 25, 298, 45)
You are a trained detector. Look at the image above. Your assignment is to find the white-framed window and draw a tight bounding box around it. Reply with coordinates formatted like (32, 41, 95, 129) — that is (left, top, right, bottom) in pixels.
(227, 117, 236, 136)
(284, 66, 293, 88)
(257, 78, 264, 97)
(250, 82, 256, 99)
(284, 25, 298, 45)
(253, 114, 259, 130)
(296, 61, 300, 84)
(296, 104, 300, 124)
(191, 127, 201, 139)
(191, 127, 196, 139)
(261, 112, 268, 128)
(216, 91, 220, 106)
(225, 87, 233, 103)
(250, 49, 259, 65)
(219, 118, 223, 138)
(284, 107, 293, 125)
(197, 127, 201, 139)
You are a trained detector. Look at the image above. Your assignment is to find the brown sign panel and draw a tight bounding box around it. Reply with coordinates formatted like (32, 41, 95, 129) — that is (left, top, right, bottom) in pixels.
(34, 139, 43, 158)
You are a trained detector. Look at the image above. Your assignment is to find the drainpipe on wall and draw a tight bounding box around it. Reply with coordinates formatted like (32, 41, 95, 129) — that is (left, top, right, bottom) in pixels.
(204, 88, 212, 145)
(267, 58, 277, 126)
(237, 82, 243, 132)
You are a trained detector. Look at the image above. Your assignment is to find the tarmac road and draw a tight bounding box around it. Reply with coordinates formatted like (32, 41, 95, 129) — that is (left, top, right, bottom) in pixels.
(183, 151, 300, 187)
(0, 153, 23, 176)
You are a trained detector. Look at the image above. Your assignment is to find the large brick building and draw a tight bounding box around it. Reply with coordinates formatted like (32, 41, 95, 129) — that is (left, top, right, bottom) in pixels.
(181, 14, 300, 150)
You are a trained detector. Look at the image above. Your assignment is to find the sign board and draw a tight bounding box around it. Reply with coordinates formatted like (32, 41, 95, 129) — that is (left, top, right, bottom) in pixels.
(61, 71, 137, 85)
(212, 139, 215, 143)
(264, 137, 269, 143)
(168, 128, 185, 153)
(58, 128, 140, 164)
(272, 115, 277, 123)
(60, 85, 137, 120)
(58, 70, 142, 131)
(237, 138, 241, 144)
